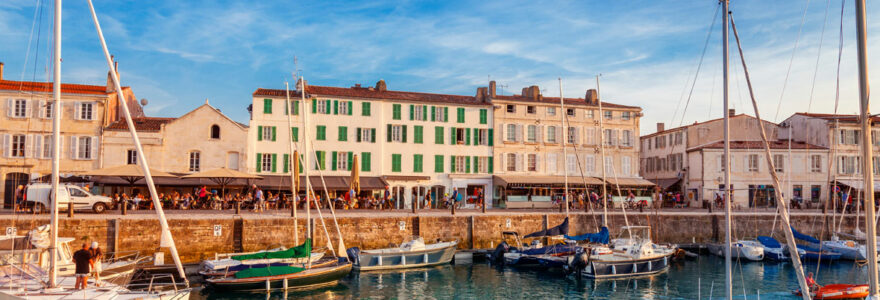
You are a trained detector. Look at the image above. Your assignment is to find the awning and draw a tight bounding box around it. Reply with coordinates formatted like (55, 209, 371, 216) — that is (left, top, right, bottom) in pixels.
(91, 176, 224, 186)
(650, 178, 682, 190)
(254, 176, 388, 190)
(603, 177, 656, 187)
(494, 175, 603, 188)
(384, 175, 431, 182)
(834, 180, 880, 191)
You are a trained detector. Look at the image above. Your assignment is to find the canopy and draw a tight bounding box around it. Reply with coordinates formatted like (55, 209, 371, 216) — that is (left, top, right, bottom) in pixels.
(835, 180, 880, 191)
(181, 168, 261, 180)
(565, 227, 610, 244)
(254, 175, 388, 190)
(82, 164, 176, 178)
(757, 236, 782, 248)
(524, 217, 569, 238)
(495, 175, 603, 188)
(650, 178, 682, 190)
(791, 226, 820, 244)
(232, 239, 311, 261)
(603, 177, 656, 187)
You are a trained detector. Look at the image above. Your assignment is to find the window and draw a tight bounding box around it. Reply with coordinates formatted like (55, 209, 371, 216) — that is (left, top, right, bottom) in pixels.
(603, 110, 612, 120)
(567, 127, 577, 144)
(358, 128, 374, 143)
(604, 129, 616, 146)
(566, 154, 576, 174)
(506, 153, 516, 172)
(261, 153, 274, 172)
(77, 136, 92, 159)
(40, 101, 53, 119)
(718, 154, 727, 172)
(362, 102, 371, 116)
(410, 105, 425, 120)
(10, 99, 27, 118)
(392, 154, 402, 172)
(566, 108, 575, 116)
(547, 126, 557, 143)
(546, 153, 558, 174)
(413, 126, 424, 144)
(41, 135, 52, 158)
(585, 128, 596, 145)
(391, 125, 405, 142)
(839, 129, 860, 145)
(455, 128, 466, 144)
(455, 156, 466, 173)
(316, 125, 326, 141)
(10, 135, 25, 157)
(621, 130, 632, 147)
(392, 104, 402, 120)
(748, 154, 759, 172)
(338, 101, 350, 115)
(839, 156, 859, 174)
(478, 129, 489, 146)
(874, 156, 880, 175)
(336, 152, 349, 171)
(413, 154, 423, 172)
(773, 154, 784, 173)
(506, 124, 517, 142)
(259, 126, 276, 141)
(674, 131, 683, 145)
(527, 106, 536, 114)
(506, 104, 516, 113)
(547, 107, 556, 116)
(434, 155, 444, 173)
(528, 154, 537, 172)
(189, 151, 200, 172)
(434, 107, 446, 122)
(338, 126, 348, 141)
(621, 156, 631, 175)
(315, 151, 326, 170)
(586, 110, 595, 119)
(435, 126, 444, 144)
(478, 157, 490, 173)
(78, 102, 94, 120)
(263, 99, 273, 114)
(479, 109, 488, 124)
(456, 108, 465, 123)
(210, 125, 220, 139)
(361, 152, 372, 171)
(605, 156, 614, 175)
(527, 125, 537, 143)
(811, 185, 821, 201)
(585, 155, 595, 173)
(127, 150, 137, 165)
(317, 100, 329, 114)
(793, 185, 803, 200)
(811, 155, 822, 172)
(622, 111, 631, 120)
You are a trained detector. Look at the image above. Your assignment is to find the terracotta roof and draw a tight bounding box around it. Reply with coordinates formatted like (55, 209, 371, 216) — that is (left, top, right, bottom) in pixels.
(0, 79, 109, 95)
(641, 114, 777, 139)
(793, 112, 880, 123)
(491, 94, 641, 110)
(688, 140, 826, 152)
(254, 85, 490, 106)
(105, 117, 175, 132)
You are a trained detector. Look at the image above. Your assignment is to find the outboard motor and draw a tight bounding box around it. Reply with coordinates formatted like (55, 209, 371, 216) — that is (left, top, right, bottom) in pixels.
(491, 241, 510, 265)
(566, 249, 589, 276)
(346, 247, 360, 266)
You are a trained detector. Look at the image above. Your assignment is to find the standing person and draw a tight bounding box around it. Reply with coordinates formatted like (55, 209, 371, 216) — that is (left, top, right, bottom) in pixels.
(14, 185, 25, 212)
(253, 185, 264, 212)
(89, 242, 103, 287)
(73, 243, 91, 290)
(383, 187, 391, 210)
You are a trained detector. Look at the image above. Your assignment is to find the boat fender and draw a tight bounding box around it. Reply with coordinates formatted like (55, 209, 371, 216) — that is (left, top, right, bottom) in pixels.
(492, 241, 510, 265)
(346, 247, 360, 266)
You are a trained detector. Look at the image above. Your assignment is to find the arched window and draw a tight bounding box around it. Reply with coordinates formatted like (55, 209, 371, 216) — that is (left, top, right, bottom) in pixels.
(210, 125, 220, 139)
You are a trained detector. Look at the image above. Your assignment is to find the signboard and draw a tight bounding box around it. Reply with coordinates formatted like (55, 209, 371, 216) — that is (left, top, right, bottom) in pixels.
(505, 219, 511, 228)
(213, 225, 222, 237)
(5, 227, 16, 237)
(398, 221, 406, 231)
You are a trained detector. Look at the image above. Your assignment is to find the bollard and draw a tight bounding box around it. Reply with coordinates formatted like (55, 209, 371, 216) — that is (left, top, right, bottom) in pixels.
(235, 201, 241, 215)
(67, 202, 73, 218)
(451, 201, 456, 215)
(121, 200, 127, 215)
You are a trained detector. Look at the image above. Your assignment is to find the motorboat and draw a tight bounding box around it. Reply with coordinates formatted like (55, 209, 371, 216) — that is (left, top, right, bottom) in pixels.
(346, 236, 457, 271)
(756, 236, 806, 261)
(491, 218, 578, 268)
(566, 226, 676, 279)
(820, 237, 867, 261)
(707, 240, 764, 261)
(793, 284, 869, 299)
(797, 245, 842, 262)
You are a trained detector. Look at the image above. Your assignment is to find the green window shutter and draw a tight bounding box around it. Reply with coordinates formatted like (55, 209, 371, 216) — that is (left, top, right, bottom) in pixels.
(392, 154, 401, 172)
(450, 155, 456, 172)
(333, 100, 338, 115)
(332, 151, 338, 170)
(316, 126, 324, 141)
(347, 152, 353, 170)
(325, 100, 331, 114)
(312, 99, 317, 113)
(488, 157, 494, 174)
(271, 126, 277, 141)
(473, 128, 479, 145)
(371, 128, 376, 143)
(256, 153, 262, 172)
(257, 126, 263, 141)
(362, 102, 370, 116)
(473, 156, 479, 173)
(409, 104, 414, 121)
(338, 126, 348, 141)
(362, 152, 371, 172)
(413, 154, 420, 173)
(488, 129, 494, 146)
(431, 106, 436, 121)
(414, 126, 423, 144)
(387, 124, 392, 142)
(284, 99, 289, 115)
(480, 109, 487, 124)
(283, 154, 289, 173)
(450, 127, 457, 145)
(402, 125, 408, 143)
(465, 156, 471, 173)
(356, 127, 362, 142)
(393, 104, 401, 120)
(457, 108, 465, 123)
(422, 105, 428, 121)
(435, 155, 443, 173)
(444, 107, 449, 122)
(293, 100, 299, 115)
(263, 99, 272, 114)
(271, 154, 278, 173)
(435, 126, 443, 144)
(465, 128, 471, 145)
(292, 127, 299, 142)
(347, 101, 353, 115)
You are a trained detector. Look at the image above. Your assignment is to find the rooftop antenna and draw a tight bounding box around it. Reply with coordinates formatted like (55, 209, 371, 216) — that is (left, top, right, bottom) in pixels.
(499, 83, 508, 96)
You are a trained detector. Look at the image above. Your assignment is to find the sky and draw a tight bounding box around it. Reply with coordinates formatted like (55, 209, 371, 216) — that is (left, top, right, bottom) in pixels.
(0, 0, 878, 134)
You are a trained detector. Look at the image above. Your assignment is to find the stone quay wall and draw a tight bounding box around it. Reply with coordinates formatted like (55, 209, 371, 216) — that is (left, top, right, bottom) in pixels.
(0, 212, 860, 263)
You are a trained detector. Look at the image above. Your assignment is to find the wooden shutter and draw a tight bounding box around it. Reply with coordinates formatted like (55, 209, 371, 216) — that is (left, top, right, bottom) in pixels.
(348, 152, 353, 170)
(450, 127, 456, 145)
(431, 106, 436, 121)
(271, 154, 278, 172)
(409, 105, 414, 120)
(332, 151, 337, 170)
(69, 136, 78, 159)
(371, 128, 376, 143)
(256, 153, 262, 172)
(257, 126, 263, 141)
(488, 129, 494, 146)
(333, 100, 338, 115)
(444, 107, 449, 122)
(356, 127, 362, 142)
(422, 105, 428, 121)
(90, 136, 99, 160)
(271, 127, 277, 141)
(311, 99, 317, 113)
(283, 154, 289, 173)
(465, 128, 471, 145)
(387, 124, 392, 142)
(402, 125, 407, 143)
(347, 101, 353, 115)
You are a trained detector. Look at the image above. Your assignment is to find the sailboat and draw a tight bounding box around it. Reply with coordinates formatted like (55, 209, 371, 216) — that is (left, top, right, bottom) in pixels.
(0, 1, 191, 299)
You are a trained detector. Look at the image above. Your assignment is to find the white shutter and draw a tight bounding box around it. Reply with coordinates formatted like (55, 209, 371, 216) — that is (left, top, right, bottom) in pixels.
(516, 124, 523, 142)
(574, 126, 581, 144)
(6, 99, 12, 118)
(91, 136, 99, 160)
(516, 153, 523, 172)
(537, 125, 543, 144)
(535, 153, 542, 173)
(73, 102, 81, 120)
(2, 134, 9, 158)
(36, 100, 44, 118)
(70, 136, 78, 159)
(555, 126, 562, 143)
(24, 100, 32, 119)
(500, 152, 506, 172)
(499, 124, 505, 142)
(34, 135, 42, 159)
(24, 135, 32, 158)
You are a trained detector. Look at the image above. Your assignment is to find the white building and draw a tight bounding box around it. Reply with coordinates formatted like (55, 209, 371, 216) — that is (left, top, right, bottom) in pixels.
(249, 80, 494, 208)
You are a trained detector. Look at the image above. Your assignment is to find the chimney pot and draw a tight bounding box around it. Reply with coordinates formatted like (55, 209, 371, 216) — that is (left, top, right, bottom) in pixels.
(585, 89, 598, 104)
(376, 79, 387, 91)
(0, 62, 4, 80)
(489, 81, 496, 97)
(657, 123, 665, 132)
(728, 108, 735, 116)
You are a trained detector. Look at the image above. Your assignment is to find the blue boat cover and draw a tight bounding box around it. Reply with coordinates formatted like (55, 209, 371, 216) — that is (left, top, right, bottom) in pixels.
(564, 227, 610, 244)
(790, 226, 820, 244)
(520, 243, 579, 256)
(757, 236, 782, 248)
(524, 218, 569, 238)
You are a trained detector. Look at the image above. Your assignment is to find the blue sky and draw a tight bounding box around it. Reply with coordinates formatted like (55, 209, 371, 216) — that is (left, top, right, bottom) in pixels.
(0, 0, 878, 134)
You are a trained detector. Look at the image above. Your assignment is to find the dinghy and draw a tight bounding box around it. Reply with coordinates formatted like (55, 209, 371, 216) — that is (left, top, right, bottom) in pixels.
(793, 284, 869, 299)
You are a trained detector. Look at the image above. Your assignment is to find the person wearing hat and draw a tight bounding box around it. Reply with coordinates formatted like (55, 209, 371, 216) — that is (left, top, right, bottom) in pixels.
(89, 242, 103, 286)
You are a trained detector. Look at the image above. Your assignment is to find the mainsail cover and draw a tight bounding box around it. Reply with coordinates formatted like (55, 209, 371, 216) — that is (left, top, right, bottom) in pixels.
(232, 239, 311, 261)
(234, 266, 304, 279)
(524, 217, 569, 238)
(790, 226, 820, 244)
(564, 227, 610, 244)
(757, 236, 782, 248)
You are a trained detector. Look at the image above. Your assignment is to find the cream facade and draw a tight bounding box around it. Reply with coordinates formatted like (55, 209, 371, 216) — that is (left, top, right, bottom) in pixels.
(249, 80, 494, 208)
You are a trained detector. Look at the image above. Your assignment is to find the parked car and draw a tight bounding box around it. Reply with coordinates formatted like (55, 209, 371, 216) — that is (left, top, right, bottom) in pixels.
(25, 183, 112, 213)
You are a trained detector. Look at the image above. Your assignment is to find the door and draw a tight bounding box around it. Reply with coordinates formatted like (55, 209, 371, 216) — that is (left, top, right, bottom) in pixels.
(227, 152, 240, 170)
(4, 173, 29, 209)
(66, 186, 93, 210)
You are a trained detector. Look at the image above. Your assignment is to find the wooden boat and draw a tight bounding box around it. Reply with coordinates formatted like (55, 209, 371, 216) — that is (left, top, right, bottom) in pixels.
(347, 236, 457, 271)
(793, 284, 869, 299)
(199, 239, 324, 277)
(204, 258, 352, 292)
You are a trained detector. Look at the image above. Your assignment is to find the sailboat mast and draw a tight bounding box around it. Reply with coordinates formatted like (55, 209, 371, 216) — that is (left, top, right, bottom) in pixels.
(285, 82, 299, 244)
(559, 78, 569, 217)
(86, 0, 188, 284)
(854, 0, 878, 295)
(48, 0, 61, 288)
(721, 1, 733, 299)
(301, 76, 313, 269)
(596, 75, 608, 226)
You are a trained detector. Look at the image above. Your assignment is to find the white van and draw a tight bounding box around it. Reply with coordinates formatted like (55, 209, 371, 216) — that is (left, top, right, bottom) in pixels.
(25, 183, 112, 213)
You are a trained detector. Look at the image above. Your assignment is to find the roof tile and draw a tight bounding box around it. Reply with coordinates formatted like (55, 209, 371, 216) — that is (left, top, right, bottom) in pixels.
(0, 80, 108, 95)
(105, 117, 175, 132)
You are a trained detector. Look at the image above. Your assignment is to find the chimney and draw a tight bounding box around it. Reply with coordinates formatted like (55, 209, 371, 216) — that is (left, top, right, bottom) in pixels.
(522, 85, 541, 100)
(489, 80, 496, 97)
(728, 108, 735, 116)
(0, 62, 4, 80)
(585, 89, 598, 105)
(106, 57, 120, 93)
(353, 83, 361, 88)
(375, 79, 387, 91)
(657, 123, 665, 132)
(475, 87, 488, 103)
(296, 77, 308, 92)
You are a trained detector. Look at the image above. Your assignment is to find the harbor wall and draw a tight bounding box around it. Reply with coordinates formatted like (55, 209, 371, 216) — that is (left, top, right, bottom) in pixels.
(0, 212, 859, 263)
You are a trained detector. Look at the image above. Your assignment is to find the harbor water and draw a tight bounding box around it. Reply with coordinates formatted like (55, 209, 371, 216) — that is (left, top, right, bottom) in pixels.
(193, 255, 870, 299)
